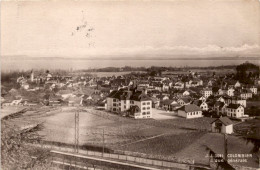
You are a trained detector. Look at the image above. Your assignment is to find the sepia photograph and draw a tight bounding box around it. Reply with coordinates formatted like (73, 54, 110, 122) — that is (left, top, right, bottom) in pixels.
(1, 0, 260, 169)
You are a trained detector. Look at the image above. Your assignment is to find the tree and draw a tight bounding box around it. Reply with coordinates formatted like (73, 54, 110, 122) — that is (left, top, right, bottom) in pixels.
(236, 62, 259, 85)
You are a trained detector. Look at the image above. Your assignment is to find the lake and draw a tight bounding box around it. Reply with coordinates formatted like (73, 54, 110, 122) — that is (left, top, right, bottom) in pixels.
(1, 58, 260, 71)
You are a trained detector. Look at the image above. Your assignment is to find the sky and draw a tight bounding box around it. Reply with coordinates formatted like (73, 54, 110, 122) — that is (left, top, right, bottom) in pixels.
(1, 0, 260, 58)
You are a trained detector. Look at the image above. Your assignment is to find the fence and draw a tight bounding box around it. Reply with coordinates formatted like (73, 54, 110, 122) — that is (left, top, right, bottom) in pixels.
(31, 143, 194, 170)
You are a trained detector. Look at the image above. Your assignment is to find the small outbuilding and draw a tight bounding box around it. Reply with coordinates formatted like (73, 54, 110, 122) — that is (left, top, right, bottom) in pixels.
(211, 117, 233, 134)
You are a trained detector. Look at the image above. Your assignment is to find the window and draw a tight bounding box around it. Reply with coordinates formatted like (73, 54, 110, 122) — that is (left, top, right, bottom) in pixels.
(143, 107, 146, 110)
(143, 102, 146, 105)
(147, 107, 150, 109)
(147, 102, 150, 105)
(113, 104, 116, 106)
(142, 112, 146, 115)
(147, 111, 150, 115)
(124, 101, 126, 104)
(113, 99, 116, 102)
(124, 106, 126, 109)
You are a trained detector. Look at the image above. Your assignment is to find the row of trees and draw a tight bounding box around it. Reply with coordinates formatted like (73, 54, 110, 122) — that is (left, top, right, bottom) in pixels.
(235, 62, 259, 84)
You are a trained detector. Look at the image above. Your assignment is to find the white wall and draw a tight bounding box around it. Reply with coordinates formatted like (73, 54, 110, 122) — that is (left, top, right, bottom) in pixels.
(221, 124, 233, 134)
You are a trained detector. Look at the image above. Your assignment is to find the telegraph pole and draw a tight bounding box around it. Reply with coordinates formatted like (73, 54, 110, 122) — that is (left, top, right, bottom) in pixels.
(224, 134, 228, 161)
(75, 110, 79, 153)
(102, 128, 105, 156)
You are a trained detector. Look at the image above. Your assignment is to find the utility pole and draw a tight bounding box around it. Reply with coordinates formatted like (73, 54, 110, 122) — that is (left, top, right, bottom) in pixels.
(224, 134, 228, 161)
(75, 110, 79, 153)
(102, 128, 105, 157)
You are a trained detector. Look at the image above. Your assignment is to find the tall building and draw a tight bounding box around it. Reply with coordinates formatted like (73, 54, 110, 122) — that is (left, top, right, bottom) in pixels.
(106, 88, 152, 119)
(30, 70, 34, 82)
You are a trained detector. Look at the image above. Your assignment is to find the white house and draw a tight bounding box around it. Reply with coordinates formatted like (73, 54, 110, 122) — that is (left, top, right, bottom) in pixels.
(174, 81, 185, 89)
(11, 98, 23, 105)
(217, 96, 226, 103)
(249, 87, 257, 95)
(156, 94, 169, 101)
(201, 88, 212, 98)
(227, 97, 246, 108)
(218, 89, 227, 96)
(213, 101, 227, 116)
(177, 97, 192, 106)
(227, 88, 235, 97)
(193, 100, 208, 111)
(107, 89, 152, 119)
(199, 96, 207, 102)
(225, 104, 244, 118)
(177, 104, 203, 119)
(160, 99, 179, 111)
(239, 89, 253, 100)
(211, 117, 233, 134)
(234, 81, 241, 88)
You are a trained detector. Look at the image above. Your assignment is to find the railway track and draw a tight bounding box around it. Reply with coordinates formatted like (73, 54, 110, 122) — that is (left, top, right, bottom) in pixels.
(50, 150, 166, 170)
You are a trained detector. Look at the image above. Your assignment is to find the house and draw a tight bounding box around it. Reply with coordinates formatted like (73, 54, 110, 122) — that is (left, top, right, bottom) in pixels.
(192, 100, 208, 111)
(213, 101, 227, 116)
(249, 86, 257, 94)
(218, 89, 227, 96)
(226, 97, 246, 108)
(22, 83, 30, 90)
(201, 88, 212, 98)
(239, 89, 253, 100)
(106, 89, 152, 119)
(190, 79, 203, 87)
(227, 88, 235, 97)
(96, 99, 107, 110)
(156, 94, 169, 101)
(64, 95, 82, 106)
(175, 90, 190, 97)
(234, 81, 241, 88)
(177, 97, 192, 106)
(225, 104, 244, 118)
(177, 104, 203, 119)
(11, 98, 23, 105)
(211, 117, 233, 134)
(199, 96, 207, 102)
(207, 80, 214, 87)
(216, 96, 226, 103)
(160, 99, 179, 111)
(150, 97, 160, 108)
(174, 81, 185, 89)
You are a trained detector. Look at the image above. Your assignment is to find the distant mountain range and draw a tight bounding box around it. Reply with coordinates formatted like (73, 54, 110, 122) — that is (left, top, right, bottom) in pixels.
(2, 55, 260, 61)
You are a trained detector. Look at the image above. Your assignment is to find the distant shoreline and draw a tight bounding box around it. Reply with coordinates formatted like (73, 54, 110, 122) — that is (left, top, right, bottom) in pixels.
(2, 56, 260, 61)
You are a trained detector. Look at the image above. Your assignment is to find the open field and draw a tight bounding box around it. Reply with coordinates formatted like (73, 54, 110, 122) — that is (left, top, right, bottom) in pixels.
(4, 106, 259, 168)
(1, 106, 27, 119)
(86, 71, 145, 77)
(162, 68, 235, 76)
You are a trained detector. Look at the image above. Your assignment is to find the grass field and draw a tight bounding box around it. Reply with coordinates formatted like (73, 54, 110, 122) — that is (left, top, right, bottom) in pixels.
(87, 71, 145, 77)
(4, 106, 259, 168)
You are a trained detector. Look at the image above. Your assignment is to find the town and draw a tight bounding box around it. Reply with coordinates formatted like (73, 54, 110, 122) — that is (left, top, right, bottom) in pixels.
(1, 61, 260, 169)
(2, 62, 260, 120)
